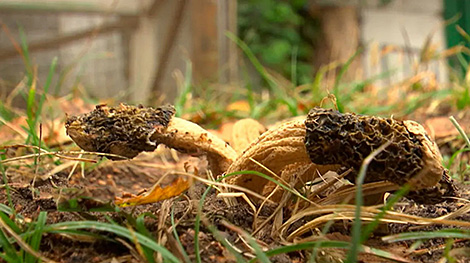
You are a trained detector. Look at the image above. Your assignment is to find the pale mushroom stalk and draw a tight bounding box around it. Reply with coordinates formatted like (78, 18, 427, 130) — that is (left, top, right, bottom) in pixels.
(226, 119, 337, 194)
(150, 117, 238, 174)
(65, 104, 237, 175)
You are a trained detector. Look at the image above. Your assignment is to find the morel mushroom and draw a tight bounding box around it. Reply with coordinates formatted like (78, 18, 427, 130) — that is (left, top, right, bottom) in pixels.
(227, 107, 456, 204)
(65, 104, 237, 174)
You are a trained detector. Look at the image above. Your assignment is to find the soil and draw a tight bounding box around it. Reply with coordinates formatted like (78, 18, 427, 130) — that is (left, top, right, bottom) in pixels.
(1, 114, 470, 263)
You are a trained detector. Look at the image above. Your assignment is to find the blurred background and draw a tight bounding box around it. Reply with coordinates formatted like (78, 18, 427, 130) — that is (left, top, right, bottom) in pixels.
(0, 0, 467, 116)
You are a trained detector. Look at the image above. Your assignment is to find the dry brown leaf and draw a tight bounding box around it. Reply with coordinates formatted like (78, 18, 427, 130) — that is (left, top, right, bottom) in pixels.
(115, 177, 190, 206)
(424, 116, 469, 139)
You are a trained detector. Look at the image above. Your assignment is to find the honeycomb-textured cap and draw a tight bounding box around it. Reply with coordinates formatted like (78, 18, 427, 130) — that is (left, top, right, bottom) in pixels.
(304, 107, 444, 190)
(65, 104, 175, 159)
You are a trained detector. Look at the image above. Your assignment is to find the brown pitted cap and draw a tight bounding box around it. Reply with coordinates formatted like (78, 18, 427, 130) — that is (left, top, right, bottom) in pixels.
(66, 104, 175, 159)
(304, 107, 455, 203)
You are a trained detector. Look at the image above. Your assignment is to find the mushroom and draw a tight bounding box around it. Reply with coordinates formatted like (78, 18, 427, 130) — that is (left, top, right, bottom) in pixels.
(226, 107, 456, 203)
(65, 104, 456, 204)
(231, 118, 267, 154)
(65, 104, 237, 175)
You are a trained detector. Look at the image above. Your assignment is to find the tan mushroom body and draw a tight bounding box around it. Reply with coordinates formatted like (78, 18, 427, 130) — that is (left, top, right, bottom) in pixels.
(227, 107, 456, 204)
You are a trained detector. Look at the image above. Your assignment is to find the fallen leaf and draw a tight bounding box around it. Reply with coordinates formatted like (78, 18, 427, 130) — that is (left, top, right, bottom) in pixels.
(424, 116, 459, 139)
(226, 100, 250, 112)
(115, 177, 191, 206)
(207, 121, 234, 144)
(424, 113, 470, 140)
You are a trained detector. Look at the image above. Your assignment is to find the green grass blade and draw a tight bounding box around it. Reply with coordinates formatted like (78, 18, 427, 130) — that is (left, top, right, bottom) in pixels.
(291, 46, 298, 87)
(226, 32, 277, 91)
(250, 240, 410, 263)
(170, 202, 191, 263)
(175, 60, 193, 117)
(346, 142, 391, 263)
(25, 81, 37, 144)
(0, 211, 21, 234)
(226, 32, 297, 115)
(195, 185, 212, 263)
(360, 185, 410, 242)
(0, 253, 20, 263)
(0, 204, 15, 217)
(449, 116, 470, 149)
(135, 213, 156, 263)
(0, 224, 20, 262)
(383, 229, 470, 243)
(456, 52, 469, 71)
(33, 57, 58, 130)
(194, 173, 235, 263)
(24, 211, 46, 263)
(44, 229, 109, 241)
(333, 48, 363, 113)
(18, 26, 32, 74)
(446, 148, 470, 170)
(205, 224, 246, 263)
(0, 164, 14, 213)
(243, 232, 270, 263)
(252, 240, 350, 263)
(42, 221, 180, 263)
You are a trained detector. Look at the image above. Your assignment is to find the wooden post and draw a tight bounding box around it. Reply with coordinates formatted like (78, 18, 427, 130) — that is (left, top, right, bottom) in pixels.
(310, 5, 361, 82)
(190, 0, 219, 84)
(150, 0, 187, 97)
(128, 0, 159, 103)
(218, 0, 238, 84)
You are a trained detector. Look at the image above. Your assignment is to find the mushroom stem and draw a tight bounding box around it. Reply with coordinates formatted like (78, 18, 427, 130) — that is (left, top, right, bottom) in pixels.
(151, 117, 238, 174)
(225, 119, 335, 194)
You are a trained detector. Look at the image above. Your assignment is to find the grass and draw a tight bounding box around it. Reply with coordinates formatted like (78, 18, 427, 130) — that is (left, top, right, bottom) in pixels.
(172, 33, 470, 126)
(0, 26, 470, 263)
(0, 207, 181, 263)
(346, 142, 391, 263)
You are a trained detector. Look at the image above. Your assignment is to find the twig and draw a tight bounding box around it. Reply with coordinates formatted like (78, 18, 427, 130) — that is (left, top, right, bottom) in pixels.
(1, 145, 129, 164)
(31, 123, 43, 198)
(0, 152, 97, 164)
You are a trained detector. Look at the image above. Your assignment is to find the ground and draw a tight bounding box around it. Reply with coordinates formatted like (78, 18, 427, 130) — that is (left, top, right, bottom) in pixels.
(1, 105, 470, 263)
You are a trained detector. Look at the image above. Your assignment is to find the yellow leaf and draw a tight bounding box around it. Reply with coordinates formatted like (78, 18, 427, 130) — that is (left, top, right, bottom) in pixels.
(115, 177, 190, 207)
(226, 100, 250, 112)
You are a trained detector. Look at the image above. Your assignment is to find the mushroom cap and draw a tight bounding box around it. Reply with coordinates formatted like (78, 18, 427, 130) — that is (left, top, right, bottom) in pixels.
(65, 104, 175, 159)
(304, 107, 444, 190)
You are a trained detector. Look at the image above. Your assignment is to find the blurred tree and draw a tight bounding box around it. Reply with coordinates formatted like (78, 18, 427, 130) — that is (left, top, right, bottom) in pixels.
(238, 0, 364, 87)
(238, 0, 320, 85)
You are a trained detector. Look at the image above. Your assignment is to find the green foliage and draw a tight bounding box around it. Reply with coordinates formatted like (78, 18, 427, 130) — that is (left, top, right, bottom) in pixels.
(170, 202, 191, 263)
(0, 103, 16, 123)
(238, 0, 318, 85)
(0, 210, 46, 263)
(23, 212, 46, 263)
(13, 27, 59, 148)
